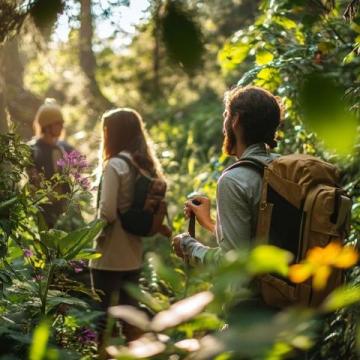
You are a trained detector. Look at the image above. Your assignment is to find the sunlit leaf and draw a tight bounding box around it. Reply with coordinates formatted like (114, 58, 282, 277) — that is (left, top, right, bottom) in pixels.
(321, 285, 360, 312)
(274, 16, 297, 30)
(218, 42, 249, 71)
(108, 305, 151, 331)
(256, 50, 274, 65)
(246, 245, 292, 276)
(151, 291, 214, 332)
(74, 248, 102, 260)
(255, 67, 281, 91)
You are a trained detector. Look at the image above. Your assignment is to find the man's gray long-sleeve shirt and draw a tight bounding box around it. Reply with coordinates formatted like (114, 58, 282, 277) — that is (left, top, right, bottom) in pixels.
(186, 143, 277, 264)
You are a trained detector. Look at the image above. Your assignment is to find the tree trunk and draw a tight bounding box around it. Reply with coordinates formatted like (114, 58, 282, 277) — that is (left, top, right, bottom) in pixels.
(79, 0, 113, 114)
(2, 38, 42, 139)
(0, 47, 9, 134)
(152, 0, 162, 96)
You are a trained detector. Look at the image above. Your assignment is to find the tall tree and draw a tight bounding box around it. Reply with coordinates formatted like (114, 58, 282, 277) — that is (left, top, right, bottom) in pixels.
(2, 38, 42, 138)
(79, 0, 113, 113)
(0, 51, 8, 134)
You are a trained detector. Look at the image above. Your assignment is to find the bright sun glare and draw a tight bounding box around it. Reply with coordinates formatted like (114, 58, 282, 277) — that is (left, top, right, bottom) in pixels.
(53, 0, 150, 49)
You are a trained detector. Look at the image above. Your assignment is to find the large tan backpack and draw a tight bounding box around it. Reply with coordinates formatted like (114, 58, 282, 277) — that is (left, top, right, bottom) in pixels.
(231, 154, 352, 308)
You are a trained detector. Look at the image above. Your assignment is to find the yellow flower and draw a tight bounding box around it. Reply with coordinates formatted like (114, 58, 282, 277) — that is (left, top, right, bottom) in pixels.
(312, 265, 331, 291)
(33, 258, 45, 269)
(333, 246, 359, 268)
(289, 242, 358, 291)
(288, 263, 313, 283)
(307, 242, 342, 266)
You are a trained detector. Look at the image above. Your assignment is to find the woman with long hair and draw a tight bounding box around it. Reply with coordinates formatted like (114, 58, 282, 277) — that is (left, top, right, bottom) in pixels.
(89, 108, 165, 343)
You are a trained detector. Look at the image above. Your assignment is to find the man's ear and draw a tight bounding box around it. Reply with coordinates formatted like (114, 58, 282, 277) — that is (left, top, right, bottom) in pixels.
(231, 114, 240, 131)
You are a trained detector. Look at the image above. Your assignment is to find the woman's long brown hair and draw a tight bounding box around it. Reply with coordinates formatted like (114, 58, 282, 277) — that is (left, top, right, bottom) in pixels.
(100, 108, 163, 178)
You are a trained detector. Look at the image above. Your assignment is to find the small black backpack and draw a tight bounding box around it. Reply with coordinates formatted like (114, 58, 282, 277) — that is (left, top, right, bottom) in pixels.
(114, 155, 171, 237)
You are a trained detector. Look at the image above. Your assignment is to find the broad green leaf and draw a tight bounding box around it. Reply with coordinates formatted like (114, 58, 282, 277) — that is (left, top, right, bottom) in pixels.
(40, 229, 67, 253)
(321, 285, 360, 312)
(29, 321, 50, 360)
(246, 245, 292, 276)
(74, 248, 102, 260)
(61, 220, 105, 260)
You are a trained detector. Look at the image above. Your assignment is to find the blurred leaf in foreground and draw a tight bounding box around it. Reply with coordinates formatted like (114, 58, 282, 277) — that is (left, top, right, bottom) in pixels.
(161, 0, 204, 73)
(299, 73, 359, 155)
(321, 285, 360, 312)
(246, 245, 293, 277)
(107, 334, 166, 359)
(151, 291, 214, 332)
(29, 0, 65, 37)
(108, 305, 151, 331)
(29, 320, 51, 360)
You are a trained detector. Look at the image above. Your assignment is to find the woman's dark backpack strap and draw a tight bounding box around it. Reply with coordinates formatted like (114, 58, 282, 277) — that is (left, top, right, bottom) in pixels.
(115, 154, 135, 171)
(224, 157, 268, 176)
(96, 155, 134, 211)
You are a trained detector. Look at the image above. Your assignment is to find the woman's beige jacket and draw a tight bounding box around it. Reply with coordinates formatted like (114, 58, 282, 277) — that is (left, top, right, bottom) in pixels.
(89, 152, 143, 271)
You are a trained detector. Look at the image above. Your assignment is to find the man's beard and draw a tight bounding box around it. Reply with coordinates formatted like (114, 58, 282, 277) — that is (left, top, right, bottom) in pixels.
(222, 121, 237, 156)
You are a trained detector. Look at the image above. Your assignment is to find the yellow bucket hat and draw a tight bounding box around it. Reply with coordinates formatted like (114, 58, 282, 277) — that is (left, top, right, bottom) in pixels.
(35, 98, 64, 128)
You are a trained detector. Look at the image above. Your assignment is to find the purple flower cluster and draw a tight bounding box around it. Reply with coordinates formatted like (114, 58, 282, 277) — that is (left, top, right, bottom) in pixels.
(68, 260, 86, 273)
(57, 150, 88, 170)
(57, 151, 91, 191)
(77, 327, 97, 344)
(34, 274, 45, 281)
(23, 249, 33, 258)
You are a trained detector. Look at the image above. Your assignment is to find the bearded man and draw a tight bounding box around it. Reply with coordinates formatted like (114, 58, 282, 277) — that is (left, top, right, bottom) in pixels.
(172, 86, 282, 264)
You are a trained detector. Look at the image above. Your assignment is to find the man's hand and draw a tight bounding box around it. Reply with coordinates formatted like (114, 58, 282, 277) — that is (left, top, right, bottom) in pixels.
(172, 233, 187, 259)
(184, 196, 215, 233)
(172, 233, 209, 263)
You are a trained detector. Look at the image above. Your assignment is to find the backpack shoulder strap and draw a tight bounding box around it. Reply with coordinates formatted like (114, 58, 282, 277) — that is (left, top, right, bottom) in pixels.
(115, 153, 134, 169)
(114, 154, 153, 178)
(224, 156, 268, 176)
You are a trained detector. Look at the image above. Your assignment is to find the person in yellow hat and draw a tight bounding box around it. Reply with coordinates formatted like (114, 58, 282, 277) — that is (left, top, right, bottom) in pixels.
(27, 98, 75, 228)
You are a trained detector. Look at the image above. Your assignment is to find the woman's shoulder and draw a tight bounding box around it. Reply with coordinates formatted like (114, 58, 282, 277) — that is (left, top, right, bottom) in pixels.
(107, 152, 133, 175)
